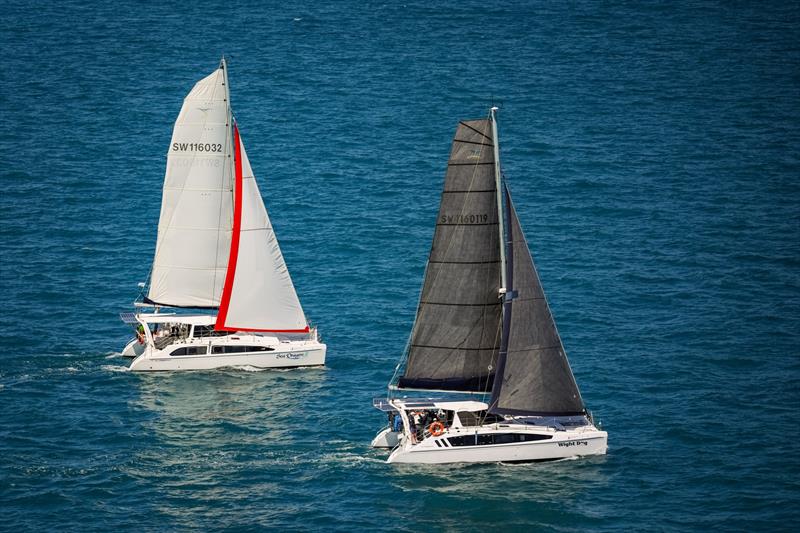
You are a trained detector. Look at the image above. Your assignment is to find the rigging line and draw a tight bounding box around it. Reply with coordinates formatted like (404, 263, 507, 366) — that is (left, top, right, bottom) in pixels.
(478, 317, 503, 424)
(479, 232, 501, 393)
(145, 66, 227, 304)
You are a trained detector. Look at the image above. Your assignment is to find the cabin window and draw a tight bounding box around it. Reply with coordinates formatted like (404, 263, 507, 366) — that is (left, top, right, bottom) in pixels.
(456, 410, 504, 427)
(446, 433, 552, 447)
(210, 345, 275, 354)
(192, 325, 229, 338)
(170, 346, 208, 356)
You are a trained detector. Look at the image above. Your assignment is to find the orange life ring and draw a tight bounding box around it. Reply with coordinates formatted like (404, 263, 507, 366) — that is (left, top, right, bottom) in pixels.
(428, 421, 445, 437)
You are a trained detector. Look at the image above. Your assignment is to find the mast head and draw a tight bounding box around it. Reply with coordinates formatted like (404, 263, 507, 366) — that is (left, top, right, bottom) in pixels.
(219, 55, 226, 70)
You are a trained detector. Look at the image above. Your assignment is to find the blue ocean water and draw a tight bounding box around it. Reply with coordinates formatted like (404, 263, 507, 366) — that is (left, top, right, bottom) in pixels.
(1, 0, 799, 530)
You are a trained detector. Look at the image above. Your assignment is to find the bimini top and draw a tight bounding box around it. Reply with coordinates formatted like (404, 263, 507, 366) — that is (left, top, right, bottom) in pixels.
(127, 313, 218, 326)
(388, 399, 489, 412)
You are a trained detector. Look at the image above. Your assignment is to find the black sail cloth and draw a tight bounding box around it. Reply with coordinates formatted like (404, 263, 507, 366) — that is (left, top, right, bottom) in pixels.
(489, 193, 585, 416)
(398, 119, 502, 392)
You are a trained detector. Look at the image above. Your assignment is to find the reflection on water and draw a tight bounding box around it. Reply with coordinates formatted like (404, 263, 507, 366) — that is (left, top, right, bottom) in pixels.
(381, 456, 613, 529)
(119, 368, 332, 528)
(132, 367, 329, 444)
(390, 454, 610, 500)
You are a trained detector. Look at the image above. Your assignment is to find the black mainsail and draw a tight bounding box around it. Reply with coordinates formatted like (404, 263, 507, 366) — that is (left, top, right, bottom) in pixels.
(397, 119, 502, 392)
(397, 110, 587, 417)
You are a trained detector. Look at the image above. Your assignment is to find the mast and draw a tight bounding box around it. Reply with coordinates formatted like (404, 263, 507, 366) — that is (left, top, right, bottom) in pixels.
(490, 107, 507, 292)
(491, 106, 513, 412)
(220, 56, 231, 120)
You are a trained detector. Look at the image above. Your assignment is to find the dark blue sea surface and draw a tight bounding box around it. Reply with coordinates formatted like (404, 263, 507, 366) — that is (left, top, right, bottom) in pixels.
(1, 1, 799, 530)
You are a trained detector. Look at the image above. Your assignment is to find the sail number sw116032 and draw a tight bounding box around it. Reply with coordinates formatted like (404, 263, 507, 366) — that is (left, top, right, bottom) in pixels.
(172, 142, 224, 153)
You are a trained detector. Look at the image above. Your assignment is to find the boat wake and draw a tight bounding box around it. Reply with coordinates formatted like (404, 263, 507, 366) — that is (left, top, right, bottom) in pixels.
(222, 364, 326, 373)
(101, 364, 130, 373)
(226, 365, 270, 373)
(316, 451, 385, 468)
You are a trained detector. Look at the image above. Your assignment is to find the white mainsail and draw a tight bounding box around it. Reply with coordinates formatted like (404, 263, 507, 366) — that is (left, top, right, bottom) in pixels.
(215, 128, 309, 332)
(148, 63, 233, 308)
(147, 60, 308, 332)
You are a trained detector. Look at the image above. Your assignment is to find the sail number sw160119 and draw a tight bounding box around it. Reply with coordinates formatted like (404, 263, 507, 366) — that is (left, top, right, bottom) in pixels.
(440, 213, 489, 224)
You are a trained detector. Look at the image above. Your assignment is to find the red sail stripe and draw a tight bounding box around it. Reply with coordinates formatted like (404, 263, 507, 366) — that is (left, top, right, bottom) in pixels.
(215, 125, 310, 334)
(225, 326, 311, 333)
(214, 124, 243, 331)
(214, 126, 310, 334)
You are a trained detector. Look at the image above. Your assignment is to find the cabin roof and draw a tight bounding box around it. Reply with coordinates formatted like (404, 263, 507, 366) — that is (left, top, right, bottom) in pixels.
(135, 313, 217, 326)
(389, 399, 489, 412)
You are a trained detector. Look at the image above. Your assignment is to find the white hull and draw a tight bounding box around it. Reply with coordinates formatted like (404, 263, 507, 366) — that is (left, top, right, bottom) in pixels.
(370, 427, 401, 449)
(372, 399, 607, 465)
(129, 341, 326, 372)
(121, 338, 145, 358)
(122, 312, 326, 372)
(387, 425, 607, 464)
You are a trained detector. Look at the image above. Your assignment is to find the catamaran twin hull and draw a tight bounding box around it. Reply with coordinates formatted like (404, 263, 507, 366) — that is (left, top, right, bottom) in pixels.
(121, 335, 326, 372)
(382, 426, 607, 464)
(371, 400, 607, 464)
(120, 313, 326, 372)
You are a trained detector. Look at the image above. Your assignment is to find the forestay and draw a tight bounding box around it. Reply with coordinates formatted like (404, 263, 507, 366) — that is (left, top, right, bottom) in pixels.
(147, 63, 233, 308)
(398, 119, 501, 392)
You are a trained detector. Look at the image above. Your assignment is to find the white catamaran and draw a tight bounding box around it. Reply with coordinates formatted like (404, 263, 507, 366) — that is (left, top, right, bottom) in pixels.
(120, 59, 326, 372)
(371, 109, 607, 463)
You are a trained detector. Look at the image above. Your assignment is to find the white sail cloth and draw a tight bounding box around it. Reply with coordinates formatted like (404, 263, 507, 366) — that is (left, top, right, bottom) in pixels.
(148, 66, 233, 307)
(215, 130, 308, 332)
(147, 62, 308, 332)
